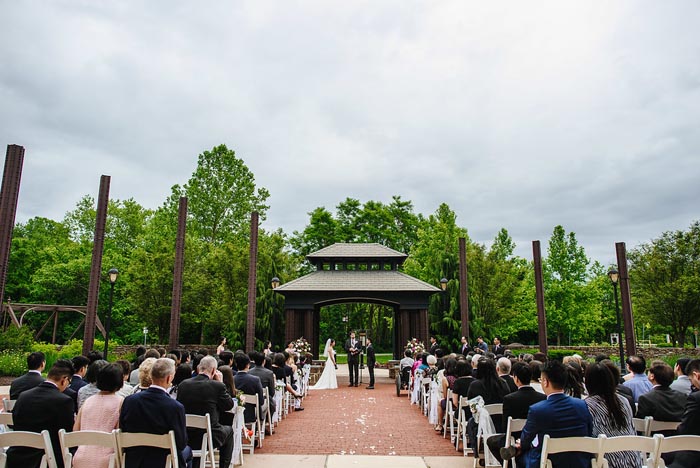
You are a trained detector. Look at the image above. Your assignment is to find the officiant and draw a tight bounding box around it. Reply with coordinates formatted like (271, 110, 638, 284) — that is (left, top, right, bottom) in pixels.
(345, 331, 360, 387)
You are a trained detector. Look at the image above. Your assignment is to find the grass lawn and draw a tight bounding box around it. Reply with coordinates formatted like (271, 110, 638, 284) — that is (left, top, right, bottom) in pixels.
(334, 353, 394, 364)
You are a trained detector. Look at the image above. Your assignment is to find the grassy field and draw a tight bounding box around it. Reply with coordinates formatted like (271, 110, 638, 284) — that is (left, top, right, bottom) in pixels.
(333, 353, 393, 364)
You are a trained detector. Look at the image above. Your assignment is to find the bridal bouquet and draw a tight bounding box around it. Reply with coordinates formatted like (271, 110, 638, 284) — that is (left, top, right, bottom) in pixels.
(405, 338, 425, 356)
(293, 337, 311, 355)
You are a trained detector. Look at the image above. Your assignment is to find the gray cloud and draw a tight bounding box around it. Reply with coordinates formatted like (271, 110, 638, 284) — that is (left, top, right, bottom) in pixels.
(1, 1, 698, 266)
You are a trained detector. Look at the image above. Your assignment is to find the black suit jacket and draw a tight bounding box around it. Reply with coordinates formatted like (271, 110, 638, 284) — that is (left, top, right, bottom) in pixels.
(366, 345, 376, 367)
(429, 343, 439, 355)
(249, 365, 276, 413)
(233, 371, 264, 423)
(637, 386, 687, 422)
(177, 374, 234, 447)
(460, 343, 470, 356)
(673, 391, 700, 468)
(493, 344, 506, 355)
(502, 386, 546, 422)
(7, 381, 75, 468)
(9, 371, 44, 400)
(69, 375, 88, 393)
(345, 339, 360, 363)
(500, 374, 518, 394)
(119, 387, 189, 468)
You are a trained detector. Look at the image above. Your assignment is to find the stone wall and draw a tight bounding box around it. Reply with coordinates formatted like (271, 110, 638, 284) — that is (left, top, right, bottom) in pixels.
(508, 345, 700, 360)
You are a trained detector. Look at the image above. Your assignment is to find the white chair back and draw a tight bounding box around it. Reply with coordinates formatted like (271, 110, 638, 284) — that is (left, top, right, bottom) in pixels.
(455, 396, 469, 451)
(502, 417, 527, 468)
(1, 400, 15, 413)
(632, 417, 650, 436)
(655, 435, 700, 466)
(115, 429, 179, 468)
(263, 387, 273, 435)
(185, 414, 215, 468)
(241, 394, 260, 453)
(647, 419, 680, 435)
(58, 429, 119, 468)
(0, 412, 13, 427)
(539, 435, 601, 468)
(599, 434, 661, 468)
(0, 429, 57, 468)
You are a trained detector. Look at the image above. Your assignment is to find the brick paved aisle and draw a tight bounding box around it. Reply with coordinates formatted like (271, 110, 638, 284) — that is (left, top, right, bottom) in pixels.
(257, 370, 462, 457)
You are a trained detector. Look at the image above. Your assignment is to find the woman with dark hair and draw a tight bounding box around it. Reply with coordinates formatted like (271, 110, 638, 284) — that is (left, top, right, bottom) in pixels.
(77, 359, 110, 409)
(218, 365, 237, 426)
(168, 363, 193, 398)
(216, 336, 227, 356)
(467, 359, 510, 404)
(584, 362, 642, 468)
(72, 364, 124, 468)
(451, 359, 475, 417)
(272, 352, 303, 399)
(565, 362, 585, 398)
(263, 341, 273, 357)
(436, 357, 458, 432)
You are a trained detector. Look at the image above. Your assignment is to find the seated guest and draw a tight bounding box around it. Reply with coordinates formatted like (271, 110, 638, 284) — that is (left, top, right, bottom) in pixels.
(529, 360, 544, 393)
(501, 360, 592, 468)
(9, 351, 45, 400)
(119, 358, 191, 468)
(168, 363, 193, 399)
(623, 355, 653, 403)
(129, 349, 160, 385)
(451, 359, 475, 418)
(73, 363, 124, 468)
(7, 359, 75, 468)
(486, 361, 546, 464)
(70, 355, 90, 392)
(637, 362, 687, 432)
(234, 352, 267, 423)
(77, 360, 109, 409)
(584, 362, 642, 468)
(467, 358, 510, 404)
(115, 359, 135, 398)
(133, 357, 157, 393)
(249, 351, 276, 418)
(177, 356, 234, 468)
(218, 365, 237, 426)
(670, 357, 692, 395)
(670, 359, 700, 468)
(564, 362, 585, 398)
(219, 350, 234, 369)
(436, 357, 457, 432)
(497, 357, 518, 393)
(601, 360, 635, 413)
(399, 349, 414, 371)
(271, 352, 303, 400)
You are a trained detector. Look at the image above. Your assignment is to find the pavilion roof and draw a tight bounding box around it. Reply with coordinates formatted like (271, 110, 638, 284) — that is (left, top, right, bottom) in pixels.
(274, 270, 440, 293)
(306, 243, 407, 262)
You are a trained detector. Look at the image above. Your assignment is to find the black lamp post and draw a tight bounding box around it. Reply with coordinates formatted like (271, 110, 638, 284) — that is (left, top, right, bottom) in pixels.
(608, 269, 625, 372)
(440, 277, 449, 336)
(104, 268, 119, 358)
(270, 277, 280, 343)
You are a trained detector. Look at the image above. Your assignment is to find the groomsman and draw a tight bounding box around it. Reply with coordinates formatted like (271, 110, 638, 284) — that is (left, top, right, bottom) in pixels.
(460, 336, 470, 355)
(366, 337, 376, 389)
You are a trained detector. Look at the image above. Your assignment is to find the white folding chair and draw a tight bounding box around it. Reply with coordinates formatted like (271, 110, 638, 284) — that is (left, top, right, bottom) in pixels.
(539, 434, 601, 468)
(263, 387, 273, 436)
(647, 418, 680, 436)
(470, 403, 503, 465)
(1, 400, 15, 413)
(633, 417, 651, 436)
(0, 429, 58, 468)
(240, 394, 260, 454)
(654, 435, 700, 468)
(115, 429, 179, 468)
(598, 434, 662, 468)
(454, 396, 469, 451)
(185, 414, 216, 468)
(443, 389, 454, 439)
(502, 417, 527, 468)
(421, 378, 431, 416)
(58, 429, 119, 468)
(0, 412, 13, 428)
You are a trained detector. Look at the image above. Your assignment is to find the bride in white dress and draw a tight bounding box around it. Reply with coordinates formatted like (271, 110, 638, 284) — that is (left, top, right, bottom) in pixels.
(310, 338, 338, 390)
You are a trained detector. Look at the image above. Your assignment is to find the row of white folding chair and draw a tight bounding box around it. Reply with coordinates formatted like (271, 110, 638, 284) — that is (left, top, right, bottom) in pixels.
(468, 403, 503, 467)
(185, 414, 216, 468)
(540, 433, 700, 468)
(502, 416, 526, 468)
(632, 417, 681, 437)
(1, 400, 14, 413)
(58, 429, 121, 468)
(0, 429, 56, 468)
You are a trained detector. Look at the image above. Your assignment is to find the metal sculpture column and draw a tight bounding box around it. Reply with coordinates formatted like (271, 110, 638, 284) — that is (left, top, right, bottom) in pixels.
(616, 242, 637, 358)
(83, 175, 110, 356)
(533, 240, 548, 354)
(245, 211, 259, 352)
(458, 237, 470, 341)
(0, 145, 24, 311)
(169, 197, 187, 348)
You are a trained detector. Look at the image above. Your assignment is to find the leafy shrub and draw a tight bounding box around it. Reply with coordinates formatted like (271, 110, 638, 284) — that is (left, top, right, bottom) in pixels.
(548, 349, 584, 361)
(0, 350, 29, 376)
(0, 327, 34, 351)
(655, 342, 673, 348)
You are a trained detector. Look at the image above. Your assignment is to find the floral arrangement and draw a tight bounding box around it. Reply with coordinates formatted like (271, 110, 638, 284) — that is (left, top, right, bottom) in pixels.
(235, 390, 245, 407)
(293, 337, 311, 355)
(405, 338, 425, 356)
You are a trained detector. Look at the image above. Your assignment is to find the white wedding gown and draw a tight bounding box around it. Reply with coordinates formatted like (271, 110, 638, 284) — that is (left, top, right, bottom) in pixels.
(310, 350, 338, 390)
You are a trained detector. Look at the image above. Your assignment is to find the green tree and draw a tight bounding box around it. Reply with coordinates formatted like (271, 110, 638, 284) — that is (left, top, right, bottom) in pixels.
(629, 221, 700, 347)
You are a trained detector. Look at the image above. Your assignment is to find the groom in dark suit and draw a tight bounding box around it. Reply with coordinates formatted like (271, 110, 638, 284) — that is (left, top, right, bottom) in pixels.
(365, 337, 376, 389)
(345, 331, 360, 387)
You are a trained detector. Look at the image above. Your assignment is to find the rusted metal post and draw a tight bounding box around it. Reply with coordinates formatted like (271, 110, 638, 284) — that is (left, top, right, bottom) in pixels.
(82, 175, 110, 356)
(0, 145, 25, 309)
(458, 237, 470, 341)
(245, 211, 259, 352)
(533, 240, 548, 354)
(616, 242, 637, 357)
(169, 197, 187, 348)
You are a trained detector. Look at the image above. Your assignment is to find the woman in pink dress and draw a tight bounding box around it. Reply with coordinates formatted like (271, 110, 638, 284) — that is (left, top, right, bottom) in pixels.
(72, 363, 124, 468)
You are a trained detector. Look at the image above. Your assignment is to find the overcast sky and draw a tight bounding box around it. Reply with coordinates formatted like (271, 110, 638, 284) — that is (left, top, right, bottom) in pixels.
(1, 1, 698, 265)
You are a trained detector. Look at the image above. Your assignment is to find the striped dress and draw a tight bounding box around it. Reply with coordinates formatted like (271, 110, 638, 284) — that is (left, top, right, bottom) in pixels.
(585, 394, 643, 468)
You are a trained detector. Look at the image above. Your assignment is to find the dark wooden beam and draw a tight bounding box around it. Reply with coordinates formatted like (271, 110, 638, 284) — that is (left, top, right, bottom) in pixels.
(616, 242, 637, 358)
(533, 240, 548, 354)
(83, 175, 110, 356)
(169, 197, 187, 348)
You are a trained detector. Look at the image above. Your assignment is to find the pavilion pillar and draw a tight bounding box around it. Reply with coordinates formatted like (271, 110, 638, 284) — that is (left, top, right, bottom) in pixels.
(83, 175, 110, 356)
(168, 197, 187, 348)
(458, 237, 470, 341)
(0, 145, 24, 310)
(417, 309, 429, 346)
(284, 309, 296, 348)
(616, 242, 637, 357)
(245, 211, 259, 352)
(533, 240, 548, 354)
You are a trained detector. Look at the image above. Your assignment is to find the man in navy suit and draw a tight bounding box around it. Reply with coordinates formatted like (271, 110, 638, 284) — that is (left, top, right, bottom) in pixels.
(119, 358, 192, 468)
(9, 351, 45, 400)
(670, 359, 700, 468)
(69, 355, 90, 392)
(502, 360, 592, 468)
